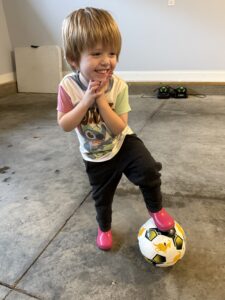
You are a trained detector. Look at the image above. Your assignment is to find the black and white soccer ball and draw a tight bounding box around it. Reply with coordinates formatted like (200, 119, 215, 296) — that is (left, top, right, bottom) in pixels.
(138, 218, 186, 267)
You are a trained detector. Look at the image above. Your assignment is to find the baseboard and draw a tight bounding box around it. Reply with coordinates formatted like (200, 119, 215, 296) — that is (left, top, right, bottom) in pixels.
(0, 72, 17, 98)
(0, 72, 16, 84)
(63, 70, 225, 83)
(115, 71, 225, 83)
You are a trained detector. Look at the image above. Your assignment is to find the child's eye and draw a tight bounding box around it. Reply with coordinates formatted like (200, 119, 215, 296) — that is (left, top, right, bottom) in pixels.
(92, 52, 101, 56)
(110, 53, 116, 56)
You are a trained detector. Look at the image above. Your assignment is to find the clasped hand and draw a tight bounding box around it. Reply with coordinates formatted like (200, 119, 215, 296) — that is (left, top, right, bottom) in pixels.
(83, 79, 110, 107)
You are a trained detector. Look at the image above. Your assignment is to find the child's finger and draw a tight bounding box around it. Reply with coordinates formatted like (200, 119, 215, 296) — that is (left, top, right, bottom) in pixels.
(89, 80, 101, 89)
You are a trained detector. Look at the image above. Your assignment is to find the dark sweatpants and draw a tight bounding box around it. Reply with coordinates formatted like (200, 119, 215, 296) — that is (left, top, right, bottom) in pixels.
(84, 134, 163, 231)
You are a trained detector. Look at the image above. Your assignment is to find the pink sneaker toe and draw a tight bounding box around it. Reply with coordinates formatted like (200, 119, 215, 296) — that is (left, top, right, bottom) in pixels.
(96, 228, 112, 250)
(150, 208, 175, 231)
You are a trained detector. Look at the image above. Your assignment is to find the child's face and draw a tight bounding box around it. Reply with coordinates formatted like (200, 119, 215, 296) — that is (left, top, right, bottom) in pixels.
(75, 44, 118, 82)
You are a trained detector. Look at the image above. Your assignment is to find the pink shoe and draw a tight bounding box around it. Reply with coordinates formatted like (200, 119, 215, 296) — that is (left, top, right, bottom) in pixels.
(96, 227, 112, 250)
(150, 208, 175, 231)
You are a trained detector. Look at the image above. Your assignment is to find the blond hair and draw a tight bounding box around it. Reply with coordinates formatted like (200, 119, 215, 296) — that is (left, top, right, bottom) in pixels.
(62, 7, 122, 69)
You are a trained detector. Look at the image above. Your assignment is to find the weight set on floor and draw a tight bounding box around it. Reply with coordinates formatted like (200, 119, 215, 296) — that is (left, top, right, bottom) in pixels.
(157, 86, 188, 99)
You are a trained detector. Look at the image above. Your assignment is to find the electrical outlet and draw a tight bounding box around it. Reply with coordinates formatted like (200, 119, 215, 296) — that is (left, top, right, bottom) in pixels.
(168, 0, 175, 5)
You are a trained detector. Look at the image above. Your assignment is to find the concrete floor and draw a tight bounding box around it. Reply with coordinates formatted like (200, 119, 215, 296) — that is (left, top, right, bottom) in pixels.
(0, 92, 225, 300)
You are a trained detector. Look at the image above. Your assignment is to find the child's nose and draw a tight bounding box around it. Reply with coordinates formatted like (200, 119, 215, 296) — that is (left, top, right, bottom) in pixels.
(100, 55, 110, 65)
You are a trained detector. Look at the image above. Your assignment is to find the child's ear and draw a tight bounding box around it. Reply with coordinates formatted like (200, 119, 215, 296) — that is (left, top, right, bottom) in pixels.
(70, 61, 79, 70)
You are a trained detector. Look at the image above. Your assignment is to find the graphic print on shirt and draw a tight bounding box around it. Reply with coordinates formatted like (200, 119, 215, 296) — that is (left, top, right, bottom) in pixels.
(78, 103, 115, 159)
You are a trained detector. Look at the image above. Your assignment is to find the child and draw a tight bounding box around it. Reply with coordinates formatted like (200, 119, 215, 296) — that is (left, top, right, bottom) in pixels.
(57, 7, 174, 250)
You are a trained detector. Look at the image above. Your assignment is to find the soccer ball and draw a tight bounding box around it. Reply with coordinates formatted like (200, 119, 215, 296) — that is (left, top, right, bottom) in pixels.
(138, 218, 186, 267)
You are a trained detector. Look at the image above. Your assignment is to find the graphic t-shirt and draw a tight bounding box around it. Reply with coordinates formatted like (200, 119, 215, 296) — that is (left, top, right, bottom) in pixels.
(57, 72, 133, 162)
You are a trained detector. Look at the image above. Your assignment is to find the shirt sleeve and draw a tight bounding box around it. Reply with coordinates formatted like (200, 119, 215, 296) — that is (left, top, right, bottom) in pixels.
(114, 84, 131, 115)
(57, 85, 74, 113)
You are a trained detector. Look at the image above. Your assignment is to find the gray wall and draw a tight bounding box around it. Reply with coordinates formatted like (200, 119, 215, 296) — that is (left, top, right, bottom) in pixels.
(0, 0, 13, 77)
(2, 0, 225, 77)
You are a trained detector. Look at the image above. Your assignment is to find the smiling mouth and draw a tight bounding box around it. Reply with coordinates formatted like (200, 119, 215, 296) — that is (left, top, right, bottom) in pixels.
(95, 69, 114, 79)
(95, 69, 110, 74)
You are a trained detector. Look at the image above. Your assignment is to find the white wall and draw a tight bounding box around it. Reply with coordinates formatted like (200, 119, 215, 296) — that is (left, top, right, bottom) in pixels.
(0, 0, 14, 83)
(2, 0, 225, 82)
